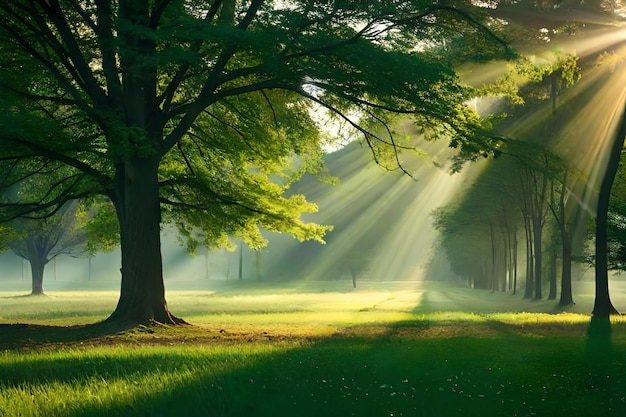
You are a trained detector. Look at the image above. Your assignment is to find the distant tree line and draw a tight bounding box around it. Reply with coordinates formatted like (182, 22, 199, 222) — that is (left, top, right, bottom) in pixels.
(433, 26, 626, 315)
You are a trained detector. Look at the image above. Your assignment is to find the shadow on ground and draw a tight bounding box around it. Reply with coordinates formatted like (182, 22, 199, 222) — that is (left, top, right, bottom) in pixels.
(0, 322, 135, 350)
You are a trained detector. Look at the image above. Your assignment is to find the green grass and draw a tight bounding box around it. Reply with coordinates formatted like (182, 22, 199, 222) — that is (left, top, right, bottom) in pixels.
(1, 281, 626, 416)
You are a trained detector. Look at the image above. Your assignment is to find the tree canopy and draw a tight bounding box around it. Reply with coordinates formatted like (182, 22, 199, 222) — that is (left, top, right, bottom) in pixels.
(0, 0, 509, 325)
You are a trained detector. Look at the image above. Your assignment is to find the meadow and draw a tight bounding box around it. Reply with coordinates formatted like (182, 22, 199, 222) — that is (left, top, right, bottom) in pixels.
(1, 280, 626, 417)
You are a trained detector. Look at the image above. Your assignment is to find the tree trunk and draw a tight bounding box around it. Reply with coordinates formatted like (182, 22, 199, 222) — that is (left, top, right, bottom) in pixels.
(106, 156, 184, 325)
(593, 103, 626, 317)
(524, 215, 533, 299)
(512, 225, 518, 295)
(29, 256, 46, 295)
(490, 222, 497, 291)
(533, 217, 543, 300)
(239, 244, 243, 280)
(24, 238, 49, 295)
(559, 231, 574, 306)
(255, 250, 262, 281)
(548, 235, 557, 300)
(501, 227, 509, 292)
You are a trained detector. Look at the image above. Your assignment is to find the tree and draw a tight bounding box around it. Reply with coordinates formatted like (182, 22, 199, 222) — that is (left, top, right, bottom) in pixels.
(604, 156, 626, 271)
(593, 102, 626, 317)
(546, 167, 577, 306)
(6, 200, 84, 295)
(520, 160, 549, 300)
(1, 197, 118, 294)
(0, 1, 507, 326)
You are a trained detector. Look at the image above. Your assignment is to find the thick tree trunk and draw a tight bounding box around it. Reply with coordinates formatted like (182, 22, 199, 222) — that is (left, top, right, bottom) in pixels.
(593, 103, 625, 317)
(25, 238, 48, 295)
(29, 256, 46, 295)
(106, 156, 184, 325)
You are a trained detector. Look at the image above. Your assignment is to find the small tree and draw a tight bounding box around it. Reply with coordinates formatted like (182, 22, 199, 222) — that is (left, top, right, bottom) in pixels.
(4, 198, 117, 294)
(7, 200, 85, 294)
(546, 167, 578, 306)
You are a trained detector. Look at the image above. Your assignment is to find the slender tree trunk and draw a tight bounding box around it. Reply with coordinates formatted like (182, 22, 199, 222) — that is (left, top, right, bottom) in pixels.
(512, 225, 518, 295)
(490, 222, 497, 291)
(559, 231, 574, 306)
(106, 156, 183, 325)
(548, 235, 557, 300)
(239, 244, 243, 280)
(501, 227, 509, 292)
(593, 103, 626, 317)
(524, 215, 533, 299)
(533, 217, 543, 300)
(551, 72, 558, 114)
(507, 227, 513, 291)
(553, 171, 575, 307)
(255, 250, 262, 281)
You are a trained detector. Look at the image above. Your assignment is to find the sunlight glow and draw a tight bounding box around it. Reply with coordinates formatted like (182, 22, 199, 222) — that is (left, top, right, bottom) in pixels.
(261, 130, 488, 284)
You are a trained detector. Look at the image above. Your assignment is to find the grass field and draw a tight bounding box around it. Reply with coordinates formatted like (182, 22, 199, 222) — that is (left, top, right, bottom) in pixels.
(1, 280, 626, 416)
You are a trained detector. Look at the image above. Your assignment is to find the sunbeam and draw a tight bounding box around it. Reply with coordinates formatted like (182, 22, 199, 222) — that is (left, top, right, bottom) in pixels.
(260, 132, 487, 284)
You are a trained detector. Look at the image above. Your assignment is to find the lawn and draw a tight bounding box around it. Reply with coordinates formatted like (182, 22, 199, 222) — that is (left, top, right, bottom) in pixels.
(1, 280, 625, 417)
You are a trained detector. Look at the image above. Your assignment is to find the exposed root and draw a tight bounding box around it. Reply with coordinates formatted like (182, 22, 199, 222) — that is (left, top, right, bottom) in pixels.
(101, 311, 190, 332)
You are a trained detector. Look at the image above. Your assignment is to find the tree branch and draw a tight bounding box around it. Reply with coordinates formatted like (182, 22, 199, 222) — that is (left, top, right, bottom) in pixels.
(0, 136, 111, 187)
(43, 0, 108, 104)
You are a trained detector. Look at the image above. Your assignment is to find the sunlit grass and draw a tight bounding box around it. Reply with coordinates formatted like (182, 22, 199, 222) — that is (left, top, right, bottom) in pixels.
(2, 281, 626, 416)
(0, 343, 294, 417)
(0, 291, 118, 325)
(0, 280, 622, 327)
(1, 323, 625, 416)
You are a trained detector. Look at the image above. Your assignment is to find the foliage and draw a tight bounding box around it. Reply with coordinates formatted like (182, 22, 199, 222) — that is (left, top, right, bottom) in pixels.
(0, 0, 510, 241)
(6, 200, 87, 262)
(600, 151, 626, 271)
(0, 0, 514, 322)
(0, 224, 17, 252)
(77, 199, 120, 256)
(479, 53, 581, 106)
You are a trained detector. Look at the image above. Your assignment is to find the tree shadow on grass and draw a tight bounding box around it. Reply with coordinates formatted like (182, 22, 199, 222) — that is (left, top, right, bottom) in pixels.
(0, 321, 135, 350)
(3, 317, 626, 417)
(583, 316, 617, 416)
(0, 293, 50, 301)
(585, 316, 613, 367)
(5, 327, 626, 417)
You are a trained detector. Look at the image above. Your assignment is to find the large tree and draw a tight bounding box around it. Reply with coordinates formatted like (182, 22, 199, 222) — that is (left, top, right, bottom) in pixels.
(0, 1, 506, 326)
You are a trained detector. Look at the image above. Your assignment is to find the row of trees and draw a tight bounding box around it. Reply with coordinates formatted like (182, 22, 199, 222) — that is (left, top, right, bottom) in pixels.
(434, 38, 626, 315)
(434, 148, 579, 303)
